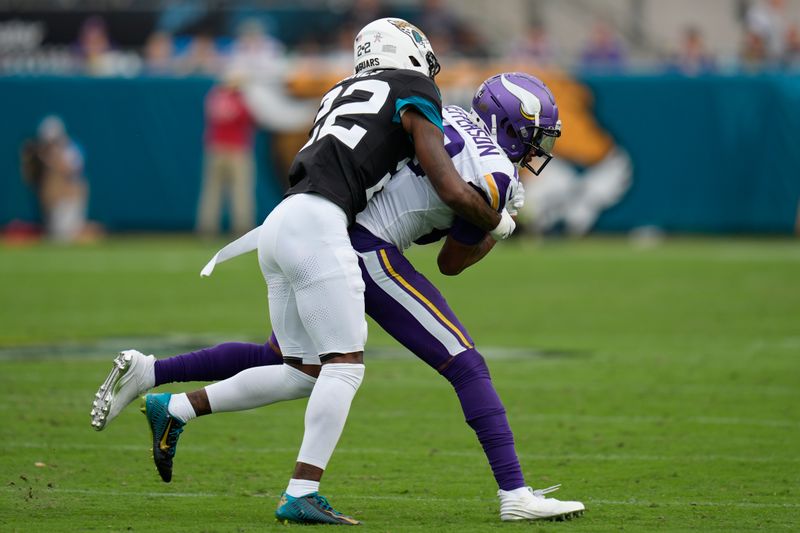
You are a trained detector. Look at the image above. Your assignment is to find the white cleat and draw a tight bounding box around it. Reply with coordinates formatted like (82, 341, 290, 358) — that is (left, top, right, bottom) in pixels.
(90, 350, 155, 431)
(498, 484, 585, 521)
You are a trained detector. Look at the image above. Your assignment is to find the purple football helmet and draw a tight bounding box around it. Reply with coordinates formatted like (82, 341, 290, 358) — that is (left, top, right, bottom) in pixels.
(471, 72, 561, 175)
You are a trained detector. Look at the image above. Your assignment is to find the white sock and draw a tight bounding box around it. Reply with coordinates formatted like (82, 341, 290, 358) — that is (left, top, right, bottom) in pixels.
(505, 487, 531, 498)
(167, 393, 196, 422)
(142, 355, 156, 390)
(205, 365, 316, 413)
(295, 363, 365, 469)
(286, 478, 320, 498)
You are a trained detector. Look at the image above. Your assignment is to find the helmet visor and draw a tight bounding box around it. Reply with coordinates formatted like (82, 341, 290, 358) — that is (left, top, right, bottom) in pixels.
(521, 126, 560, 175)
(538, 131, 558, 154)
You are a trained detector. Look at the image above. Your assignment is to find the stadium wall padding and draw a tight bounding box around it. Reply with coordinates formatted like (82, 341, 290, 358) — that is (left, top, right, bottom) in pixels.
(0, 76, 282, 232)
(584, 74, 800, 234)
(1, 74, 799, 234)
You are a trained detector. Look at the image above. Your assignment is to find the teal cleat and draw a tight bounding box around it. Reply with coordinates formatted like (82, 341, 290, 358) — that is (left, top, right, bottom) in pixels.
(275, 492, 361, 525)
(140, 393, 185, 483)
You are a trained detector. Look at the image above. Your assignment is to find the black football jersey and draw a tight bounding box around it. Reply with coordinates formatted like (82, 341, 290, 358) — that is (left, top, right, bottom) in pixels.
(286, 68, 443, 225)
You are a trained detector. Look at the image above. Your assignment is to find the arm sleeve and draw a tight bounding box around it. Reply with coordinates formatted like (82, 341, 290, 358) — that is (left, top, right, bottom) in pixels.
(449, 217, 487, 246)
(392, 73, 443, 132)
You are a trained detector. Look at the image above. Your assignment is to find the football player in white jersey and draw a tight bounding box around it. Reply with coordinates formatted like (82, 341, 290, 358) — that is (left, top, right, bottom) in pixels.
(91, 73, 584, 523)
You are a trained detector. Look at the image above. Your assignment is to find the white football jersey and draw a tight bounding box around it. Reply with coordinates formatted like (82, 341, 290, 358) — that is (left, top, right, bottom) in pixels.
(356, 105, 518, 250)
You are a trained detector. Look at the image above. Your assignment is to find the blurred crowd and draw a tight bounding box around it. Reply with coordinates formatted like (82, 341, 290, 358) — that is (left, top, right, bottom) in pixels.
(1, 0, 800, 79)
(5, 0, 800, 243)
(0, 0, 488, 78)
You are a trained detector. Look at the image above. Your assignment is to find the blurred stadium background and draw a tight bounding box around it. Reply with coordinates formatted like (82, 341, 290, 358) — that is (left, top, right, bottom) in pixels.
(1, 0, 800, 238)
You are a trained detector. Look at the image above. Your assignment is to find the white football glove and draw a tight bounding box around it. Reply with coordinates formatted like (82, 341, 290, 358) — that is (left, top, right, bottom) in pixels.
(489, 209, 516, 240)
(506, 180, 526, 216)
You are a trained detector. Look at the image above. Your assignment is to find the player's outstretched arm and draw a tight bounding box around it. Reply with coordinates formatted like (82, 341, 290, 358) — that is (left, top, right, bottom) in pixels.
(402, 109, 514, 239)
(437, 233, 497, 276)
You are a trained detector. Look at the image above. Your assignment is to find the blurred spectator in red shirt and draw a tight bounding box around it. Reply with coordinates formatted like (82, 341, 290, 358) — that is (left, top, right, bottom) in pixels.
(196, 71, 257, 236)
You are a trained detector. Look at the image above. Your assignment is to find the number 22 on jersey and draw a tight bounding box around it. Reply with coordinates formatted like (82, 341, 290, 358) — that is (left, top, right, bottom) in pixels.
(302, 79, 391, 151)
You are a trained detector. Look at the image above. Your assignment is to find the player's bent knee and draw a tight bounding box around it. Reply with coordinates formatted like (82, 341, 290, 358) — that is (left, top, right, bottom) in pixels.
(441, 349, 491, 387)
(319, 362, 365, 392)
(284, 365, 317, 399)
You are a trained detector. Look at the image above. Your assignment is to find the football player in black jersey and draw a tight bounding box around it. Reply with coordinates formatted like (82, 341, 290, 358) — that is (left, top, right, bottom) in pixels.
(135, 18, 516, 525)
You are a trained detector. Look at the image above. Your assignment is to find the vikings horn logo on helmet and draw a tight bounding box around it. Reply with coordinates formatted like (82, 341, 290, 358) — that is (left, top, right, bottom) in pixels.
(501, 74, 542, 127)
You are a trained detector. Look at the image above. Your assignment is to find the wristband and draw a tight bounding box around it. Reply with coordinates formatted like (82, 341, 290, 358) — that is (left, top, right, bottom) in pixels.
(489, 210, 515, 240)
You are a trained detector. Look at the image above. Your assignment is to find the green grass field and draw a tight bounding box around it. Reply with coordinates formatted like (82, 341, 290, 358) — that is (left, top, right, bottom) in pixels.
(1, 236, 798, 531)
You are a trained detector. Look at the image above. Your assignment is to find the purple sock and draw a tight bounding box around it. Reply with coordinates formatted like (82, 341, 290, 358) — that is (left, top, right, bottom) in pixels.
(441, 349, 526, 491)
(154, 333, 283, 386)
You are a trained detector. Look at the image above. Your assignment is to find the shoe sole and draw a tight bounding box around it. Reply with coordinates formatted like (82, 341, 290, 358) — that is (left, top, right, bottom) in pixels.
(275, 499, 361, 526)
(140, 395, 175, 483)
(551, 509, 584, 521)
(502, 509, 585, 522)
(90, 352, 133, 431)
(275, 516, 361, 526)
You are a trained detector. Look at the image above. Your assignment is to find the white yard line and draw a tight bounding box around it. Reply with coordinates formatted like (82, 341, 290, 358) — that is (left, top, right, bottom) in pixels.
(365, 410, 800, 429)
(3, 486, 799, 509)
(4, 441, 799, 463)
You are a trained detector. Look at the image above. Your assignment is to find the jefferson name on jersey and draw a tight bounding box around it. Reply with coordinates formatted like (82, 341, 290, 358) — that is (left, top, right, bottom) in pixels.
(445, 105, 502, 158)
